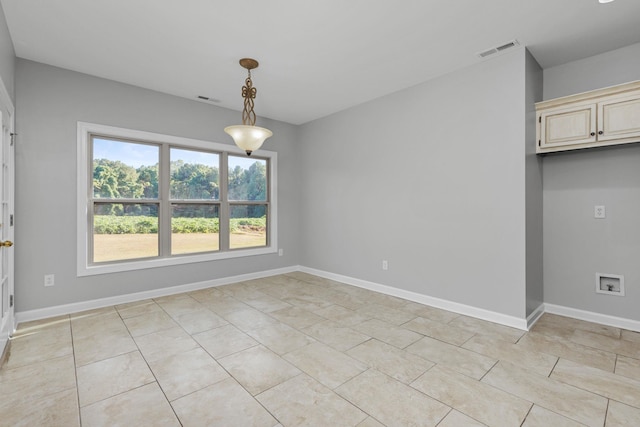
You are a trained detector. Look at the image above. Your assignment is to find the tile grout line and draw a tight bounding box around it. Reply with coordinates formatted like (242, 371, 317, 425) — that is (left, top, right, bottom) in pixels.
(518, 404, 534, 427)
(115, 303, 185, 426)
(154, 294, 287, 426)
(74, 311, 154, 386)
(432, 407, 454, 427)
(406, 364, 471, 426)
(9, 275, 640, 425)
(69, 314, 84, 427)
(602, 399, 610, 427)
(547, 356, 561, 378)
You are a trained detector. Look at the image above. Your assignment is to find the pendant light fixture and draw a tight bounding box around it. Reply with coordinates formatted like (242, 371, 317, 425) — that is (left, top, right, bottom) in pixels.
(224, 58, 273, 156)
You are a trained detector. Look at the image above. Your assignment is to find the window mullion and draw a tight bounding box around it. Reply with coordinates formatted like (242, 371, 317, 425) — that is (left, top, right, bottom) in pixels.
(87, 138, 95, 263)
(267, 159, 271, 247)
(159, 144, 171, 256)
(219, 152, 230, 251)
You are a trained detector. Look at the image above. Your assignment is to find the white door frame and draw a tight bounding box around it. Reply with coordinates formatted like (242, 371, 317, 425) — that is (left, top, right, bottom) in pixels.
(0, 77, 15, 357)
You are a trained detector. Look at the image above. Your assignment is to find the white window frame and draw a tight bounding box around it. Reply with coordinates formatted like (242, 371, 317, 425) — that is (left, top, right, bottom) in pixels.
(77, 122, 277, 277)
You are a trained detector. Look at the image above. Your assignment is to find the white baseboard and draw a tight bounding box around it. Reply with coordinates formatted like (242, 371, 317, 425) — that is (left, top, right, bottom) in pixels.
(17, 264, 639, 334)
(299, 266, 530, 331)
(526, 303, 545, 330)
(545, 303, 640, 332)
(15, 266, 298, 325)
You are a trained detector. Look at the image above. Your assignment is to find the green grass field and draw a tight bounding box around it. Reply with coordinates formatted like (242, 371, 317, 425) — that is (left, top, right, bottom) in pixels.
(93, 232, 266, 262)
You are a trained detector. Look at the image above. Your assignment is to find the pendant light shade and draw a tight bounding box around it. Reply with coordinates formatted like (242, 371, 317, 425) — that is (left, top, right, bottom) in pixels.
(224, 124, 273, 154)
(225, 58, 273, 156)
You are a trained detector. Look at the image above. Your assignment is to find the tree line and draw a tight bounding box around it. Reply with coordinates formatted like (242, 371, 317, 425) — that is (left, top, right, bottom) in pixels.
(93, 159, 267, 217)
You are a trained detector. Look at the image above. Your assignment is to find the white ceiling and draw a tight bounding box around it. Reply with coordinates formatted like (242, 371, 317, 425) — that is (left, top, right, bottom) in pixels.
(2, 0, 640, 125)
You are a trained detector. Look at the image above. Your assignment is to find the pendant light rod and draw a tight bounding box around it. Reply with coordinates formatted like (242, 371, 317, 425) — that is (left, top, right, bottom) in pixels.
(224, 57, 273, 156)
(240, 59, 258, 127)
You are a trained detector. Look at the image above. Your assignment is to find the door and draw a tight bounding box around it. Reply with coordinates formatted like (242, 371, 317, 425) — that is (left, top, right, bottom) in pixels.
(0, 85, 15, 355)
(539, 103, 597, 149)
(597, 91, 640, 142)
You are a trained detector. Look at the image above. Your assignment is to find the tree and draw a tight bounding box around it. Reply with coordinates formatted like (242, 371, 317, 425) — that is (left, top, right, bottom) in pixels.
(94, 158, 222, 218)
(228, 165, 246, 200)
(93, 159, 144, 199)
(170, 161, 219, 200)
(137, 165, 159, 198)
(246, 161, 267, 201)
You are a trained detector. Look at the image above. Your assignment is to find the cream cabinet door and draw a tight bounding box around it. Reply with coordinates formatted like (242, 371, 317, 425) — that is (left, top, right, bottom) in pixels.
(539, 104, 597, 149)
(597, 92, 640, 142)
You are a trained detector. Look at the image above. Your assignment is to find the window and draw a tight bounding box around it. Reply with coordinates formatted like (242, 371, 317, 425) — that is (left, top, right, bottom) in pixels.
(77, 122, 277, 276)
(228, 155, 269, 249)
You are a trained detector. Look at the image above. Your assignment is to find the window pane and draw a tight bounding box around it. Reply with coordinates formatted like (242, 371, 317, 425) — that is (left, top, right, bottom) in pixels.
(171, 204, 220, 255)
(170, 148, 220, 200)
(93, 203, 158, 262)
(93, 138, 159, 199)
(228, 156, 267, 201)
(229, 204, 267, 249)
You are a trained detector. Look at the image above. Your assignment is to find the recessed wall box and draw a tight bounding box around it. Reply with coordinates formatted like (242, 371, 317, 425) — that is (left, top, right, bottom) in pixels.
(595, 273, 625, 296)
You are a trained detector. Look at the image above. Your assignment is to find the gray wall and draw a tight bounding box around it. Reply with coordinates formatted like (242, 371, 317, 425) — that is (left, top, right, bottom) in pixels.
(14, 59, 300, 311)
(525, 51, 544, 317)
(542, 42, 640, 320)
(544, 43, 640, 100)
(0, 3, 15, 101)
(299, 48, 532, 319)
(15, 36, 637, 322)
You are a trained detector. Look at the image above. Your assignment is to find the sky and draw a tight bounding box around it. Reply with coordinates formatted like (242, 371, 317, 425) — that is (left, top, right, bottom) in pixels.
(93, 138, 261, 170)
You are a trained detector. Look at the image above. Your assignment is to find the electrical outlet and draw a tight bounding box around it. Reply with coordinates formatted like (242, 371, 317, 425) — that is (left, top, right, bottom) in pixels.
(382, 260, 388, 270)
(595, 205, 606, 219)
(44, 274, 55, 287)
(278, 248, 283, 256)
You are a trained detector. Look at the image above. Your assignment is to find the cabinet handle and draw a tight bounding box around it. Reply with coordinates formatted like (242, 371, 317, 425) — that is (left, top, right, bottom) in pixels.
(598, 130, 604, 135)
(590, 132, 595, 136)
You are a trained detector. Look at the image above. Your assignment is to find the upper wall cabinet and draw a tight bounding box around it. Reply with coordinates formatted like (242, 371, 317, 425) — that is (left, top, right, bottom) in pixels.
(536, 81, 640, 154)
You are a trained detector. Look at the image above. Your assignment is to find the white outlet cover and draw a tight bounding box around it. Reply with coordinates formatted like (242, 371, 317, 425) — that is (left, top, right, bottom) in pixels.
(44, 274, 55, 287)
(594, 205, 606, 219)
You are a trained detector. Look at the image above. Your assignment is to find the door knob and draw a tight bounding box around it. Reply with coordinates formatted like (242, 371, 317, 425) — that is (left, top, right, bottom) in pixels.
(0, 240, 13, 247)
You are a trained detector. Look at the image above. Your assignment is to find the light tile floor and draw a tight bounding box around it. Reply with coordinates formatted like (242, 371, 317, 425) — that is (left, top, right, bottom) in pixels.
(1, 272, 640, 426)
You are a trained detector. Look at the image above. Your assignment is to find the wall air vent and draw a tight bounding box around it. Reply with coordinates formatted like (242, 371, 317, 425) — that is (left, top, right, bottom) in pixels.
(477, 39, 520, 59)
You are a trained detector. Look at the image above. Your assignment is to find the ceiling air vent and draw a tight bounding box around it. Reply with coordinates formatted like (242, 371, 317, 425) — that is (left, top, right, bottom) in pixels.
(477, 39, 520, 59)
(196, 95, 221, 103)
